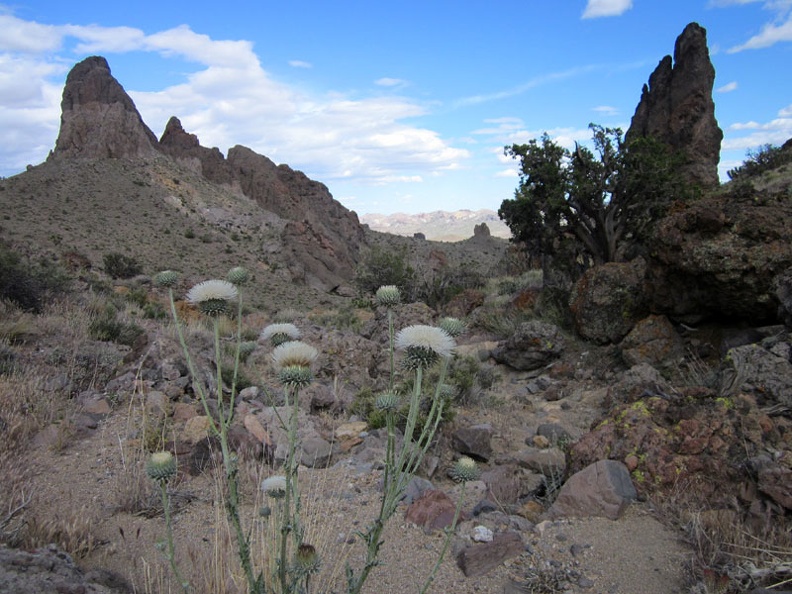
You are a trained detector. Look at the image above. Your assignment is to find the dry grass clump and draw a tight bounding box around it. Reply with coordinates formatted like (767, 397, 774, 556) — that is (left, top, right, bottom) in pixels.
(654, 478, 792, 593)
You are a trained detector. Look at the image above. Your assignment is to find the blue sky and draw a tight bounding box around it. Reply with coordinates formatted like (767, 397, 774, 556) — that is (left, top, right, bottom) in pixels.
(1, 1, 791, 215)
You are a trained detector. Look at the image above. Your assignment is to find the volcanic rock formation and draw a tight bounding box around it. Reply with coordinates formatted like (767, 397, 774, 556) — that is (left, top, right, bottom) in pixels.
(46, 55, 365, 291)
(626, 22, 723, 188)
(49, 56, 160, 161)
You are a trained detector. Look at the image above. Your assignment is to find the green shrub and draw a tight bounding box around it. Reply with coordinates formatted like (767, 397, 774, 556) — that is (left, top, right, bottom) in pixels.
(0, 240, 71, 312)
(89, 304, 143, 346)
(728, 143, 792, 181)
(355, 246, 415, 296)
(102, 252, 143, 279)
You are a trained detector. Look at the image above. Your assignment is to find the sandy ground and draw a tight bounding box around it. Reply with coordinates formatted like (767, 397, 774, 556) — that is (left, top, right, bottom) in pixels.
(24, 407, 691, 594)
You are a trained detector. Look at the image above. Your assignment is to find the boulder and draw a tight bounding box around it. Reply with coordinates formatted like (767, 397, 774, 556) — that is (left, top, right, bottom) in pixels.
(405, 489, 458, 533)
(647, 191, 792, 324)
(451, 423, 494, 462)
(569, 258, 648, 344)
(620, 315, 684, 369)
(492, 320, 565, 371)
(719, 342, 792, 408)
(455, 531, 524, 577)
(0, 544, 131, 593)
(549, 459, 637, 520)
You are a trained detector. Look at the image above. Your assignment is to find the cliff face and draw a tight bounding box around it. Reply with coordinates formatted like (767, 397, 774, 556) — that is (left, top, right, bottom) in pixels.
(49, 56, 160, 160)
(626, 22, 723, 188)
(45, 56, 365, 291)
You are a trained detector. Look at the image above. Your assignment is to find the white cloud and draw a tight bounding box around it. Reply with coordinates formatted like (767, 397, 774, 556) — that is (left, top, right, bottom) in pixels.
(0, 16, 468, 184)
(716, 81, 739, 92)
(581, 0, 634, 19)
(722, 103, 792, 150)
(592, 105, 619, 116)
(0, 15, 62, 52)
(728, 14, 792, 51)
(288, 60, 312, 68)
(375, 77, 407, 87)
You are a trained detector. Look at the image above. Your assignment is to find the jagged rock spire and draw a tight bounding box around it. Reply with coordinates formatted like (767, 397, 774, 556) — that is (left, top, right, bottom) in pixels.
(49, 56, 160, 161)
(626, 23, 723, 188)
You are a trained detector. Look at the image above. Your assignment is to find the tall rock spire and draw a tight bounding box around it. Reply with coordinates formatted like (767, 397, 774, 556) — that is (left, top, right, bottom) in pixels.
(49, 56, 160, 161)
(626, 23, 723, 187)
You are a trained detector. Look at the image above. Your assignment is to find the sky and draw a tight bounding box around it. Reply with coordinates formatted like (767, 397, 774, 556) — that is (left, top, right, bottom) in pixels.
(0, 1, 791, 216)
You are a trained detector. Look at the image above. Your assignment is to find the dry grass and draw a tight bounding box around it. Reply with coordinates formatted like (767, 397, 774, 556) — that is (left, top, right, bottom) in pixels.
(653, 477, 792, 593)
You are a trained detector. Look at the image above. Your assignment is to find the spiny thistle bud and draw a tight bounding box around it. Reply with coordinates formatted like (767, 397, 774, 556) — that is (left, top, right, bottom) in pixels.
(439, 317, 466, 338)
(375, 285, 401, 307)
(449, 456, 480, 483)
(185, 279, 238, 316)
(146, 451, 177, 483)
(154, 270, 178, 288)
(295, 543, 320, 574)
(260, 323, 301, 347)
(261, 475, 287, 499)
(278, 365, 314, 388)
(374, 392, 400, 412)
(227, 266, 250, 286)
(395, 325, 455, 370)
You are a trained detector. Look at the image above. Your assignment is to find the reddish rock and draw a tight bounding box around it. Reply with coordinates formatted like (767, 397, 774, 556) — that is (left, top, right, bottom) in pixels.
(455, 531, 524, 577)
(549, 460, 637, 520)
(620, 315, 684, 368)
(405, 489, 459, 533)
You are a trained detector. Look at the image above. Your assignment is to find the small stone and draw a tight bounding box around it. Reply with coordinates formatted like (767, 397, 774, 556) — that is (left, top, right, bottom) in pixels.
(182, 416, 212, 444)
(472, 525, 494, 543)
(532, 435, 551, 448)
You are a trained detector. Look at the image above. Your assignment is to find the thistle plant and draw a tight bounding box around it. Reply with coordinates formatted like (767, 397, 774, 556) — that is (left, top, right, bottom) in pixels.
(268, 339, 319, 594)
(375, 285, 400, 393)
(160, 270, 264, 593)
(345, 320, 457, 594)
(146, 451, 189, 593)
(261, 323, 302, 348)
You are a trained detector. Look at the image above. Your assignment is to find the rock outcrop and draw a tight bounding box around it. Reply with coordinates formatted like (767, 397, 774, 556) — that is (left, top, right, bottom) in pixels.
(49, 56, 160, 161)
(159, 116, 234, 185)
(646, 189, 792, 323)
(227, 146, 365, 290)
(626, 22, 722, 188)
(47, 56, 366, 291)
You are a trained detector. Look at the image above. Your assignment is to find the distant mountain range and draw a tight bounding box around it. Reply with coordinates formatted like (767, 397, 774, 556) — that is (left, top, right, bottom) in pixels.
(360, 209, 511, 242)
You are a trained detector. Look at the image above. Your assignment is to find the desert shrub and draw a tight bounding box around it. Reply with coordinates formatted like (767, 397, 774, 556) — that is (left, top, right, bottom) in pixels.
(496, 270, 543, 295)
(0, 240, 71, 312)
(103, 252, 143, 279)
(446, 355, 498, 405)
(413, 262, 486, 309)
(355, 245, 416, 296)
(88, 303, 143, 346)
(728, 143, 792, 180)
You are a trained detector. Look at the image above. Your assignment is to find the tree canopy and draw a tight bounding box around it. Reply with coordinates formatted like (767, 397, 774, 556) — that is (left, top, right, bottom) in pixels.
(498, 124, 689, 266)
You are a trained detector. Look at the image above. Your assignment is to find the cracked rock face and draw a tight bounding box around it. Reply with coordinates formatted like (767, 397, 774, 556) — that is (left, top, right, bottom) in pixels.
(626, 22, 723, 188)
(50, 56, 160, 160)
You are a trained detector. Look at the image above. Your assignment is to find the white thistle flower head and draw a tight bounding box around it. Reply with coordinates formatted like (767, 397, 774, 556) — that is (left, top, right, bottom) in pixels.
(261, 323, 301, 347)
(186, 279, 238, 316)
(375, 285, 401, 307)
(395, 325, 455, 369)
(272, 340, 318, 370)
(261, 475, 287, 499)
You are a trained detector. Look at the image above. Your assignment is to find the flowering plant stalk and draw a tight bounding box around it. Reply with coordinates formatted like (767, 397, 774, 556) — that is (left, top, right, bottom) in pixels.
(345, 315, 457, 594)
(160, 271, 264, 594)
